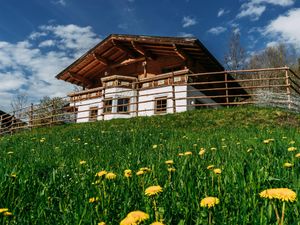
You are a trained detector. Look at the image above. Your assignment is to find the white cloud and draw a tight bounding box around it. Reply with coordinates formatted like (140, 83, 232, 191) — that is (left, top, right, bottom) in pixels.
(217, 8, 230, 17)
(52, 0, 67, 6)
(178, 32, 194, 37)
(237, 3, 266, 20)
(253, 0, 294, 6)
(40, 24, 100, 56)
(264, 8, 300, 50)
(266, 41, 279, 48)
(237, 0, 294, 20)
(0, 24, 101, 112)
(182, 16, 197, 28)
(39, 40, 56, 48)
(207, 26, 227, 35)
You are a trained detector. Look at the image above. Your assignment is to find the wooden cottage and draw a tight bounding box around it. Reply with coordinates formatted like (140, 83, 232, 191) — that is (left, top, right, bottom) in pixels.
(56, 34, 247, 122)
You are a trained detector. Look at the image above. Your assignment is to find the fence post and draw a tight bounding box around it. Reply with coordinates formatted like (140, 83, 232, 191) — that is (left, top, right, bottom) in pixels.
(102, 87, 105, 121)
(72, 98, 77, 123)
(285, 67, 292, 110)
(51, 99, 55, 126)
(225, 73, 229, 107)
(0, 114, 2, 135)
(135, 82, 139, 117)
(11, 111, 15, 134)
(172, 73, 176, 113)
(29, 103, 33, 130)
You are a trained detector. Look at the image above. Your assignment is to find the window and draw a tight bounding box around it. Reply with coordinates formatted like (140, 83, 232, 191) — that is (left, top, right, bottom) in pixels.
(155, 97, 167, 114)
(89, 107, 98, 121)
(103, 98, 112, 113)
(117, 98, 130, 113)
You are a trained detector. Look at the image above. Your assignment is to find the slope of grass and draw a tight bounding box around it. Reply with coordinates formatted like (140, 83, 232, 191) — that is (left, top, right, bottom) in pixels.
(0, 106, 299, 224)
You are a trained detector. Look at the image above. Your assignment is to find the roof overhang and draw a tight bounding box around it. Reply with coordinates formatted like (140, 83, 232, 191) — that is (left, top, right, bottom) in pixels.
(55, 34, 224, 88)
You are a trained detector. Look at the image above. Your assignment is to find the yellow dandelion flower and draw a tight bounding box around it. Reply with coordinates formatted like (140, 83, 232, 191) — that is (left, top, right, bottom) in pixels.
(79, 160, 86, 165)
(3, 212, 12, 216)
(140, 167, 150, 172)
(0, 208, 8, 213)
(96, 170, 107, 177)
(288, 147, 297, 152)
(10, 173, 17, 178)
(98, 222, 106, 225)
(295, 153, 300, 158)
(89, 197, 99, 203)
(213, 168, 222, 175)
(120, 216, 138, 225)
(199, 149, 205, 156)
(150, 222, 165, 225)
(145, 185, 163, 196)
(263, 139, 274, 144)
(200, 197, 220, 208)
(152, 145, 158, 149)
(124, 169, 132, 178)
(167, 167, 176, 172)
(283, 163, 293, 168)
(165, 160, 174, 165)
(184, 151, 192, 155)
(136, 170, 144, 176)
(105, 172, 117, 180)
(259, 188, 297, 202)
(178, 153, 184, 156)
(127, 210, 149, 222)
(207, 165, 214, 170)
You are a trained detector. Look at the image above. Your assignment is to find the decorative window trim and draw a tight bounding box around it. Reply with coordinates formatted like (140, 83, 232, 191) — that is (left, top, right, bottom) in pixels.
(89, 107, 98, 121)
(154, 97, 167, 114)
(117, 98, 130, 114)
(103, 98, 113, 113)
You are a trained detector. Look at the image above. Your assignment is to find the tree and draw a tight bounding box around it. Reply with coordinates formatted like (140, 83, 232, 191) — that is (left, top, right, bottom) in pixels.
(32, 96, 68, 126)
(224, 31, 246, 71)
(247, 44, 295, 69)
(10, 93, 28, 119)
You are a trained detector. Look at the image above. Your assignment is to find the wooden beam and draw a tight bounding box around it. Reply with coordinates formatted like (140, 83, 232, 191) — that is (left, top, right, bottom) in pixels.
(110, 57, 146, 69)
(92, 53, 110, 66)
(131, 41, 155, 59)
(173, 44, 189, 61)
(69, 72, 93, 88)
(111, 39, 137, 58)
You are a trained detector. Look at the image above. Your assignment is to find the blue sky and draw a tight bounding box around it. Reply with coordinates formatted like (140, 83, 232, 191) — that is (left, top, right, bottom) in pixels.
(0, 0, 300, 111)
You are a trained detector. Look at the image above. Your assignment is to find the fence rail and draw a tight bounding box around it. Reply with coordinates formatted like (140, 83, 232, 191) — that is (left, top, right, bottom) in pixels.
(1, 67, 299, 135)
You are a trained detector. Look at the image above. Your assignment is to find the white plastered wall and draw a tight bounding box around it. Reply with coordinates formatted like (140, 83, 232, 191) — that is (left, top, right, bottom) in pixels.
(138, 85, 188, 116)
(103, 87, 137, 120)
(72, 85, 217, 122)
(74, 98, 103, 123)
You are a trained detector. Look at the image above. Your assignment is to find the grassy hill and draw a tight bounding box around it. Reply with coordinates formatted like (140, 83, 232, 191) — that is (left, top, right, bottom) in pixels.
(0, 106, 299, 225)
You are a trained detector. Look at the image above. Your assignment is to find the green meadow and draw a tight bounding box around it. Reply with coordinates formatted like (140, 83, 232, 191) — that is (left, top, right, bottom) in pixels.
(0, 107, 299, 225)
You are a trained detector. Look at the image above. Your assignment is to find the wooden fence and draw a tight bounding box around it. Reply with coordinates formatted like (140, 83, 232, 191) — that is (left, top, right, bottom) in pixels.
(1, 67, 299, 135)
